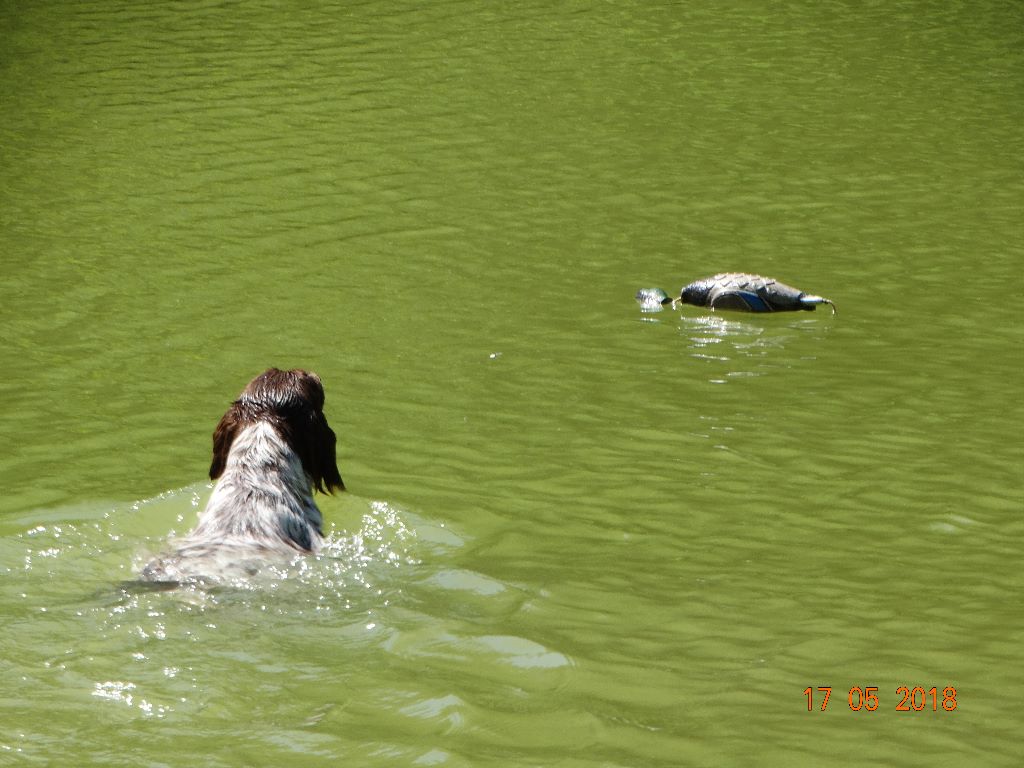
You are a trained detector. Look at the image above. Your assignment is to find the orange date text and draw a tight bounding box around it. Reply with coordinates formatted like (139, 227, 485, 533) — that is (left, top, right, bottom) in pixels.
(804, 686, 957, 712)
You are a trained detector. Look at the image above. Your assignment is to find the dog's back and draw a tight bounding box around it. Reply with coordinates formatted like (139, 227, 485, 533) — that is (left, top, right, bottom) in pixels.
(140, 368, 344, 584)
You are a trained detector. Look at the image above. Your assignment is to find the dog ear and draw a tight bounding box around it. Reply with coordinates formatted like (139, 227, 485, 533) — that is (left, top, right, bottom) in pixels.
(309, 412, 345, 494)
(209, 403, 243, 480)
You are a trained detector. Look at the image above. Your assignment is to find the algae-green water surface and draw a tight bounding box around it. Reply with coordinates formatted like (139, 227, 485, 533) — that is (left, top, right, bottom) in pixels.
(2, 1, 1021, 765)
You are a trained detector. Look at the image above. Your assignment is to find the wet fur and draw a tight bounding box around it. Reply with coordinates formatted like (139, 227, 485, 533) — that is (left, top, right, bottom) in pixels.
(140, 368, 344, 583)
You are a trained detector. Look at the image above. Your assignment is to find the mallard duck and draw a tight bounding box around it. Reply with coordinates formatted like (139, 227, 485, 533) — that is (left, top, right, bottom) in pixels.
(637, 273, 836, 314)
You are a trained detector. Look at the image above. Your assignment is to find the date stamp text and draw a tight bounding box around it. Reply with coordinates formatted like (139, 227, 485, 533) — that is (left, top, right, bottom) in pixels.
(804, 686, 958, 712)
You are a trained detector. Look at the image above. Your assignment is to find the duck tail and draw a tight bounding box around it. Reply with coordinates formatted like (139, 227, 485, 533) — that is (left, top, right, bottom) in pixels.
(799, 294, 837, 314)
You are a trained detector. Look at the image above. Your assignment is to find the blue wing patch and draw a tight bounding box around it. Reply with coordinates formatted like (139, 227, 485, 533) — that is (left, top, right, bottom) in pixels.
(710, 290, 772, 312)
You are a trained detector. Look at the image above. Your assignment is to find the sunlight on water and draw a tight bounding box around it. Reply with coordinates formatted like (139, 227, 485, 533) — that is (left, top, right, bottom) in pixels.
(640, 310, 834, 386)
(3, 491, 452, 728)
(123, 491, 427, 604)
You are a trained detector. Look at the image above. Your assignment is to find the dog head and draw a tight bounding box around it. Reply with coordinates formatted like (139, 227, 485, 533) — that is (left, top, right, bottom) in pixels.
(209, 368, 345, 493)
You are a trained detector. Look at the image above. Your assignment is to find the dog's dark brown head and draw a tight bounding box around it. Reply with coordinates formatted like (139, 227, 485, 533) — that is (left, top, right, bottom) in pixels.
(209, 368, 345, 493)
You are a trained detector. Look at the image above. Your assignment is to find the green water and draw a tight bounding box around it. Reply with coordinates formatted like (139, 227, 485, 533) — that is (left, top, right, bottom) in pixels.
(2, 1, 1022, 765)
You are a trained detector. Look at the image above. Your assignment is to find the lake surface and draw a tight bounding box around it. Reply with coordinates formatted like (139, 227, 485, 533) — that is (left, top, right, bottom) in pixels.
(2, 1, 1021, 765)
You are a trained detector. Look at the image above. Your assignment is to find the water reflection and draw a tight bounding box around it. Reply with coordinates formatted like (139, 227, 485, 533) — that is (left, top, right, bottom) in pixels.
(688, 313, 803, 378)
(685, 312, 765, 355)
(639, 308, 832, 384)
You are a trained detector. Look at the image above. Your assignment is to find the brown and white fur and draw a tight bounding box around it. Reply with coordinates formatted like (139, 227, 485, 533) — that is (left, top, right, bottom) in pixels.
(140, 368, 344, 584)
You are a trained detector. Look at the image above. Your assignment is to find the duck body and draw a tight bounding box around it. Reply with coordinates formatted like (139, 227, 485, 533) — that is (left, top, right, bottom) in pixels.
(638, 273, 835, 314)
